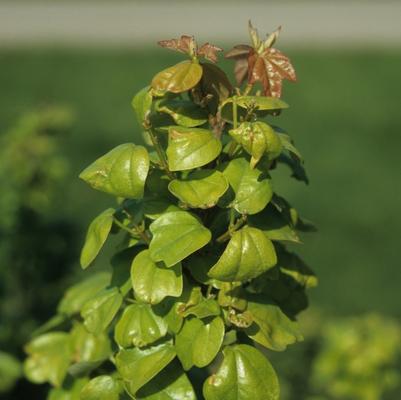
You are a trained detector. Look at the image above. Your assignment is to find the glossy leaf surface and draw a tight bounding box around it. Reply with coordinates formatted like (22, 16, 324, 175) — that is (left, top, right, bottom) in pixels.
(80, 208, 114, 269)
(158, 100, 207, 127)
(79, 144, 149, 199)
(115, 342, 176, 394)
(245, 299, 303, 351)
(149, 211, 211, 267)
(131, 250, 183, 305)
(168, 170, 229, 209)
(230, 121, 282, 167)
(175, 316, 224, 370)
(209, 226, 277, 282)
(80, 375, 123, 400)
(80, 287, 123, 334)
(132, 86, 153, 125)
(220, 95, 288, 122)
(222, 158, 272, 215)
(167, 126, 222, 171)
(136, 360, 196, 400)
(115, 303, 168, 348)
(151, 61, 203, 94)
(203, 344, 279, 400)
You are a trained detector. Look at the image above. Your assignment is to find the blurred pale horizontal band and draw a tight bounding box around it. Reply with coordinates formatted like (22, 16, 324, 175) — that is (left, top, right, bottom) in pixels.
(0, 1, 400, 47)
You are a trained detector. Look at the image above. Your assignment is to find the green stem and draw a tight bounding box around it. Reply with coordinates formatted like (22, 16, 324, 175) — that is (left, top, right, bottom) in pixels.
(113, 217, 150, 244)
(228, 96, 239, 158)
(147, 127, 175, 180)
(216, 214, 247, 243)
(120, 278, 132, 297)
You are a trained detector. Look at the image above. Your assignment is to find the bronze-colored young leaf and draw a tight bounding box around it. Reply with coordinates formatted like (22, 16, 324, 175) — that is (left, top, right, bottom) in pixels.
(225, 23, 296, 97)
(198, 43, 223, 63)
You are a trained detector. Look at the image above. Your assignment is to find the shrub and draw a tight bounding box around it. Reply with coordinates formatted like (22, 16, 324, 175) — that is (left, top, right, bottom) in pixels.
(24, 23, 316, 399)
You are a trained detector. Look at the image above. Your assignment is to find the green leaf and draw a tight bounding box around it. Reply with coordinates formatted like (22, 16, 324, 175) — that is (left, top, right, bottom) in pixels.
(79, 143, 150, 199)
(217, 282, 247, 311)
(222, 158, 272, 215)
(151, 61, 203, 94)
(248, 204, 301, 244)
(80, 375, 123, 400)
(24, 332, 72, 387)
(58, 272, 110, 316)
(115, 303, 168, 348)
(209, 226, 277, 282)
(277, 249, 318, 288)
(131, 250, 183, 305)
(115, 342, 176, 394)
(0, 351, 22, 392)
(175, 317, 224, 370)
(277, 132, 303, 161)
(220, 95, 288, 122)
(136, 360, 196, 400)
(132, 86, 153, 125)
(167, 126, 222, 171)
(229, 121, 282, 168)
(168, 170, 229, 208)
(158, 99, 208, 127)
(80, 208, 115, 269)
(48, 377, 88, 400)
(149, 211, 211, 267)
(245, 299, 303, 351)
(203, 344, 280, 400)
(181, 298, 221, 319)
(80, 287, 123, 334)
(71, 323, 112, 363)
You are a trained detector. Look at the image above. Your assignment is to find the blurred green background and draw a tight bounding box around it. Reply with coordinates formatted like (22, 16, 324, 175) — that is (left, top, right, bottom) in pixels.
(1, 1, 401, 398)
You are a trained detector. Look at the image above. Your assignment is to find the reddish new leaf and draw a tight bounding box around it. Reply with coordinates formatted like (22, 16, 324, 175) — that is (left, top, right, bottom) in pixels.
(225, 25, 296, 97)
(198, 43, 223, 64)
(158, 35, 195, 55)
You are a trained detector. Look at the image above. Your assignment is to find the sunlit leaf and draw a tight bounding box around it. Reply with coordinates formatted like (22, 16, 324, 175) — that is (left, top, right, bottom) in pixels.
(158, 100, 207, 128)
(131, 250, 183, 305)
(115, 342, 176, 394)
(203, 344, 279, 400)
(168, 170, 228, 208)
(48, 377, 88, 400)
(79, 144, 149, 199)
(57, 273, 110, 316)
(132, 86, 153, 125)
(209, 226, 277, 282)
(149, 211, 211, 267)
(221, 158, 272, 215)
(80, 375, 124, 400)
(229, 121, 282, 167)
(136, 360, 196, 400)
(80, 287, 123, 334)
(71, 323, 111, 364)
(115, 303, 168, 348)
(151, 61, 203, 94)
(175, 317, 224, 370)
(80, 208, 115, 269)
(245, 298, 303, 351)
(167, 126, 222, 171)
(24, 333, 72, 387)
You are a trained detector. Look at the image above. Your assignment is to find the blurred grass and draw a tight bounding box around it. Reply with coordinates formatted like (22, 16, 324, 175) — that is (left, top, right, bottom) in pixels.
(0, 47, 400, 317)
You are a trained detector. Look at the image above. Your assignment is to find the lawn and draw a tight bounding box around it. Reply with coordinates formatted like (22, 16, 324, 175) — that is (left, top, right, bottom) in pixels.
(1, 47, 400, 317)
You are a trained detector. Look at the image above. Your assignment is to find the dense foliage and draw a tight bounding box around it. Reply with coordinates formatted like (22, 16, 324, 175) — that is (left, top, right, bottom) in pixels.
(24, 24, 317, 399)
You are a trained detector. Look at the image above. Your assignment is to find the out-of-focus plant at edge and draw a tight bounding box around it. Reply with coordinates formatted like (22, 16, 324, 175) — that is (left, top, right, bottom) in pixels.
(272, 311, 401, 400)
(0, 107, 78, 397)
